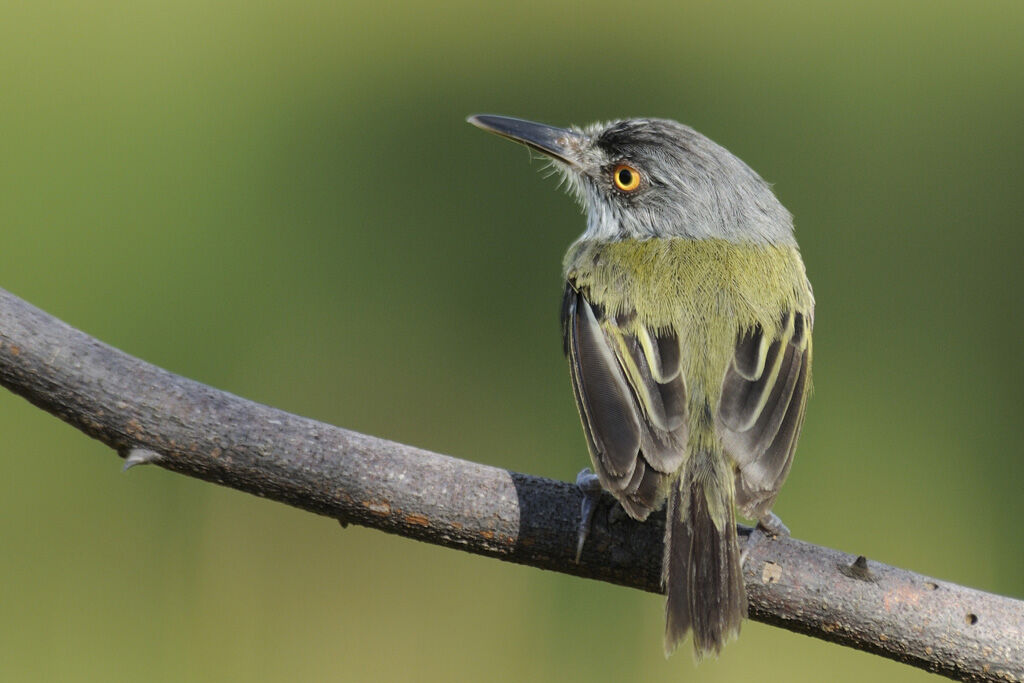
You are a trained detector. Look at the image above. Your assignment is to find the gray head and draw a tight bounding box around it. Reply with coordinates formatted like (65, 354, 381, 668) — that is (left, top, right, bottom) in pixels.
(469, 115, 794, 245)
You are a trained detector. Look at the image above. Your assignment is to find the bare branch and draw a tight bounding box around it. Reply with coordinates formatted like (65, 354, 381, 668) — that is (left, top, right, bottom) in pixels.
(0, 287, 1021, 681)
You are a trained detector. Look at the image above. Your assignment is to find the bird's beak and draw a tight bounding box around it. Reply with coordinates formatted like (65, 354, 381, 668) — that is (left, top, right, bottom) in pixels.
(467, 114, 583, 167)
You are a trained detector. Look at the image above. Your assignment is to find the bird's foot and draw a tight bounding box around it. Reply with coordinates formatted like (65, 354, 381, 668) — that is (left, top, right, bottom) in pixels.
(757, 511, 790, 538)
(575, 468, 603, 563)
(121, 447, 163, 471)
(741, 511, 790, 566)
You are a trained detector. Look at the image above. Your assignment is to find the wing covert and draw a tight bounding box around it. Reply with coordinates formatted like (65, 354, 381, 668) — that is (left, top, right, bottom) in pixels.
(563, 283, 687, 519)
(720, 309, 813, 519)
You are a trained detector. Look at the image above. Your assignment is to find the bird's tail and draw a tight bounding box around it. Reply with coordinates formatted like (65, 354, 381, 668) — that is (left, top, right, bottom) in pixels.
(663, 443, 746, 659)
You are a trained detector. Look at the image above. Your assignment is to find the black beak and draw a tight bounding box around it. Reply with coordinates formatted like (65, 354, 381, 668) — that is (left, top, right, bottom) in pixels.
(467, 114, 583, 166)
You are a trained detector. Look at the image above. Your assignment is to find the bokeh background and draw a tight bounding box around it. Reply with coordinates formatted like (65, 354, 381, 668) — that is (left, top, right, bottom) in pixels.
(2, 1, 1021, 680)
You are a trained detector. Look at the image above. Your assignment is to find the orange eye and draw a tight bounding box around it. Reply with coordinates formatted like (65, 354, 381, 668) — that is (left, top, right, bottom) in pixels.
(612, 164, 641, 192)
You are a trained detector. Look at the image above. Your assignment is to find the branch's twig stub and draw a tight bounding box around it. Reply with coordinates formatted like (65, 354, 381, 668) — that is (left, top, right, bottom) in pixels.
(0, 287, 1021, 682)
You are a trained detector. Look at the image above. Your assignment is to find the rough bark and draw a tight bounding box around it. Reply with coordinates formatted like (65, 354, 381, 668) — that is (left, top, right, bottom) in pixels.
(0, 286, 1020, 681)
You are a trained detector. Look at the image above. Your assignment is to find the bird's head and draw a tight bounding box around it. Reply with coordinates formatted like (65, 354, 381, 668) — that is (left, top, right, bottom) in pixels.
(469, 114, 794, 245)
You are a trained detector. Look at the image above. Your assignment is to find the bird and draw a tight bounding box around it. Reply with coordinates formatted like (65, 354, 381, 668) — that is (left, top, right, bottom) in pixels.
(468, 114, 813, 659)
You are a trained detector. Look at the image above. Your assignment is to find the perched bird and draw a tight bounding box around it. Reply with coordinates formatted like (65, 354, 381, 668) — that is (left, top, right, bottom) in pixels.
(469, 114, 813, 659)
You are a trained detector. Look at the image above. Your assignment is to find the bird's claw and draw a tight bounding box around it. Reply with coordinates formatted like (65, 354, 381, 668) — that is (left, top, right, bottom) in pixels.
(575, 468, 602, 563)
(756, 511, 790, 538)
(122, 448, 163, 471)
(741, 511, 790, 566)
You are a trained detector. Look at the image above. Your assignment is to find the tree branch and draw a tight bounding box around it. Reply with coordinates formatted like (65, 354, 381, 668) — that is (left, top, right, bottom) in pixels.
(0, 286, 1020, 681)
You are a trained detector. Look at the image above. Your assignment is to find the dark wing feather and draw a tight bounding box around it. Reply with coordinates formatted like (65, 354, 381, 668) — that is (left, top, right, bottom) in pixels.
(563, 283, 687, 519)
(720, 310, 812, 519)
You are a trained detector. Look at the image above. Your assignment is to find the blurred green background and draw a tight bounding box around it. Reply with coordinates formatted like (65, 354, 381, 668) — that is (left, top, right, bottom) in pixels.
(1, 1, 1021, 680)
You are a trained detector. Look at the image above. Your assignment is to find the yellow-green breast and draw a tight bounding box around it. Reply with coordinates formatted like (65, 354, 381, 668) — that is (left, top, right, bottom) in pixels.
(564, 237, 813, 401)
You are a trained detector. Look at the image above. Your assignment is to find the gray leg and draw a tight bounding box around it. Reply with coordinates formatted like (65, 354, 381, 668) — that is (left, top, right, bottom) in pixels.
(757, 511, 790, 537)
(575, 468, 603, 563)
(741, 510, 790, 566)
(121, 447, 163, 471)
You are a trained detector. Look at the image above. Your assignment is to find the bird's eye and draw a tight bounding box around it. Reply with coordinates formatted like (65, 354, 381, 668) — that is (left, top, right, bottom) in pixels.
(612, 164, 641, 192)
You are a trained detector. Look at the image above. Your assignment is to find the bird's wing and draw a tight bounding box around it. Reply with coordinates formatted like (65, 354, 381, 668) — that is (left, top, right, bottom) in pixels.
(719, 309, 812, 519)
(562, 282, 688, 520)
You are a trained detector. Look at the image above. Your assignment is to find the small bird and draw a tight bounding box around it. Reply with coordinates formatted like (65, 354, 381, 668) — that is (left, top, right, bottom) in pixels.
(469, 114, 813, 659)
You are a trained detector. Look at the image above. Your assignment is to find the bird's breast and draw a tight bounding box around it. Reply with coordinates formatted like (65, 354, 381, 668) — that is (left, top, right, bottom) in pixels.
(564, 237, 813, 393)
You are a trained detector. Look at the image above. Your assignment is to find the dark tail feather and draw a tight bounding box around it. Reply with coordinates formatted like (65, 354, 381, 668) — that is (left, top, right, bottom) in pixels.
(663, 482, 692, 654)
(663, 455, 747, 659)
